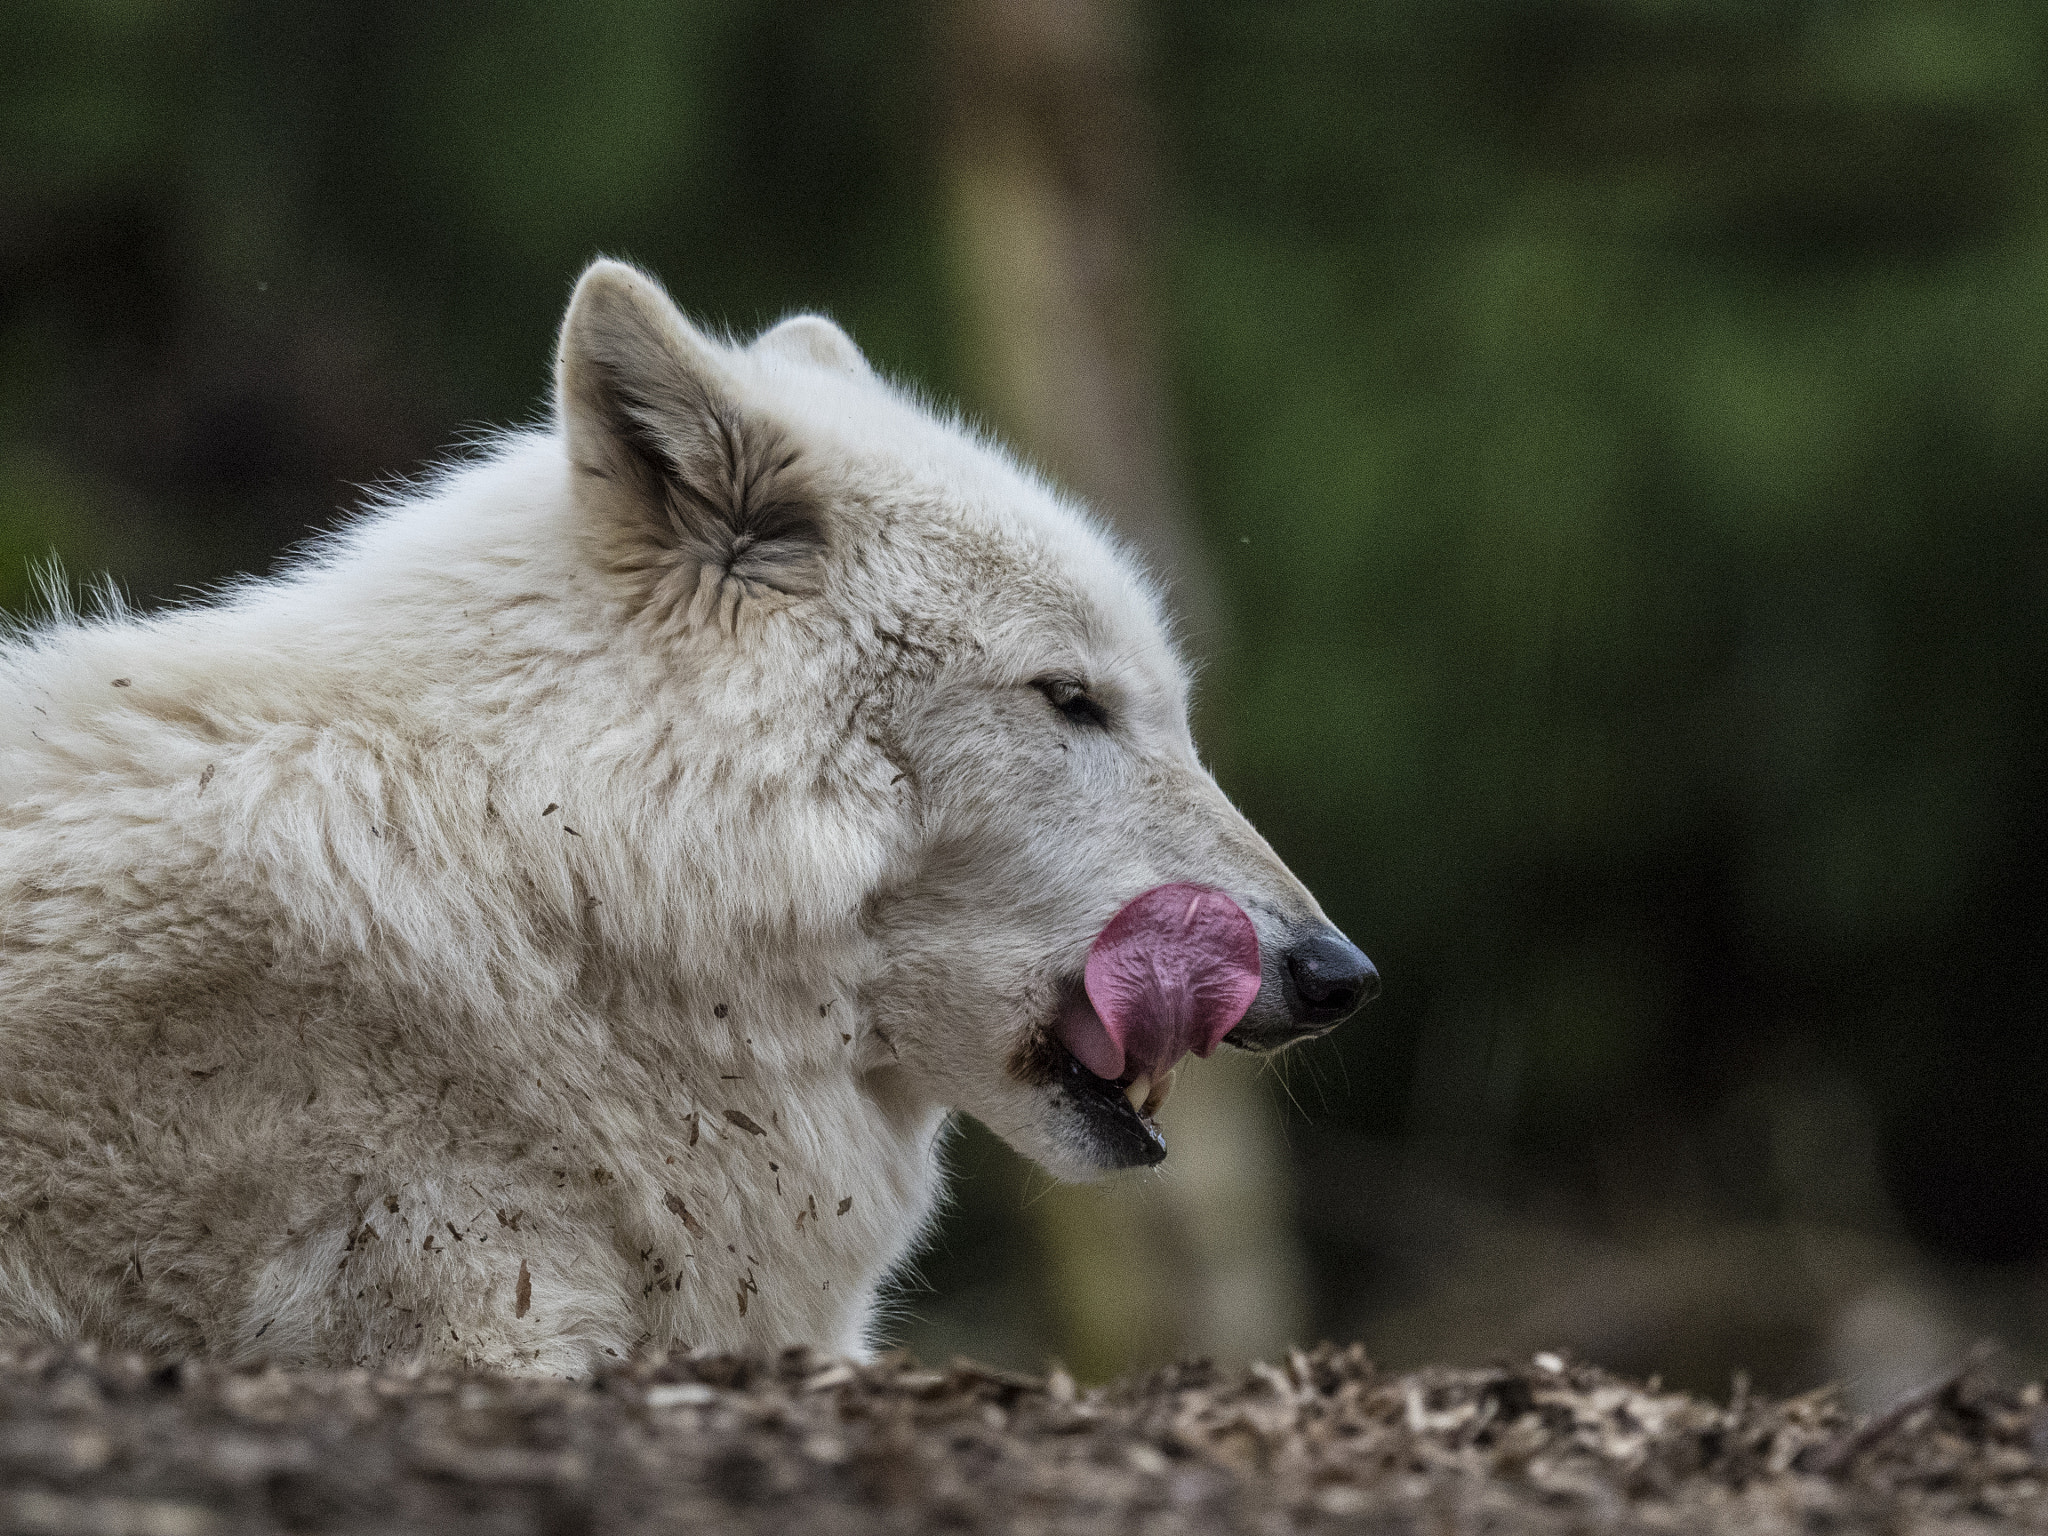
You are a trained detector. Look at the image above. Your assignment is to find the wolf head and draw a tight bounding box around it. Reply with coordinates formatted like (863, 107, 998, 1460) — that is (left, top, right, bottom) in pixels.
(555, 259, 1375, 1181)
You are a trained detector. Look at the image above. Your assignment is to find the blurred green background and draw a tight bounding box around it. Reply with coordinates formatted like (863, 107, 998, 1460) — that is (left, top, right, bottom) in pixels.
(7, 0, 2047, 1402)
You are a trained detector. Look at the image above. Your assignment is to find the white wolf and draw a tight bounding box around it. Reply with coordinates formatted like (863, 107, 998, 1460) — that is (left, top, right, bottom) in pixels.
(0, 261, 1375, 1372)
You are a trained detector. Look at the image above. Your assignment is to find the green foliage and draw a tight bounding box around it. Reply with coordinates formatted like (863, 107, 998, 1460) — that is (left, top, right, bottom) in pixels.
(1163, 1, 2048, 1216)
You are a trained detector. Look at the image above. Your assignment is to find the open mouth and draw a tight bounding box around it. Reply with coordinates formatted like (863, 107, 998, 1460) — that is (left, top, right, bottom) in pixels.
(1021, 883, 1265, 1170)
(1045, 1026, 1173, 1168)
(1013, 982, 1183, 1169)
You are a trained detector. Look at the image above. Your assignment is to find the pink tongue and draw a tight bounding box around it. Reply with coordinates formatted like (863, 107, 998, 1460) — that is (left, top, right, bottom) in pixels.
(1055, 883, 1262, 1083)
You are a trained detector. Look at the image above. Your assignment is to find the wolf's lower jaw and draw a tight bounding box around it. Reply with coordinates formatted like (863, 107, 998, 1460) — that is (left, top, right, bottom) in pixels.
(1050, 1040, 1170, 1169)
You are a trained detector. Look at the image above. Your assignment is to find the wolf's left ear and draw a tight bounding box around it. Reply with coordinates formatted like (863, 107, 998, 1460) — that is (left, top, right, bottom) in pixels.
(556, 259, 826, 626)
(752, 314, 871, 379)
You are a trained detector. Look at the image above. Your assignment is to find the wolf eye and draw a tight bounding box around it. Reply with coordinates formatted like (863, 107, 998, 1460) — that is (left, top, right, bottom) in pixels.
(1031, 676, 1110, 730)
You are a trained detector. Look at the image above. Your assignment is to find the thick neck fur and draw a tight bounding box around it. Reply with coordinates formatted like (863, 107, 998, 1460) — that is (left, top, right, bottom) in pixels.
(0, 433, 947, 1370)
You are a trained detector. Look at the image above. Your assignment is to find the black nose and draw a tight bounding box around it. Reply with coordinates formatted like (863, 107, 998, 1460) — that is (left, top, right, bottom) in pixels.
(1284, 927, 1380, 1025)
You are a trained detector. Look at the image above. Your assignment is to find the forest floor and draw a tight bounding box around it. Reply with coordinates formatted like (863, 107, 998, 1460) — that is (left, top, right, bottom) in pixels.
(1, 1336, 2044, 1534)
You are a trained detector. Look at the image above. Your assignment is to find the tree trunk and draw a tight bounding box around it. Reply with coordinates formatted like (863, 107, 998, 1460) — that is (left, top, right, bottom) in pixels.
(936, 0, 1307, 1380)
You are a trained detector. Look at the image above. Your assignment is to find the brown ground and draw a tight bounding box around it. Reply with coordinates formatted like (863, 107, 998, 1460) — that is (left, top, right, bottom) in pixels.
(1, 1337, 2044, 1534)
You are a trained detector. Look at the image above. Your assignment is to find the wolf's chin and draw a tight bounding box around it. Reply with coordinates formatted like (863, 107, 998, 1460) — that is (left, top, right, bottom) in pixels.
(1040, 1037, 1169, 1172)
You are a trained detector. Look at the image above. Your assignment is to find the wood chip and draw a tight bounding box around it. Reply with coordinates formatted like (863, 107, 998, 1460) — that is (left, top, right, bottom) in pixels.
(663, 1193, 706, 1238)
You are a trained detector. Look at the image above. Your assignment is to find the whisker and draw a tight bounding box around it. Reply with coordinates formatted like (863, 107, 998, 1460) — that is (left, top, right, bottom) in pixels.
(1265, 1052, 1311, 1123)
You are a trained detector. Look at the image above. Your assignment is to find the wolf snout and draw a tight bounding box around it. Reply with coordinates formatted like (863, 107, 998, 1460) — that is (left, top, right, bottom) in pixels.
(1226, 923, 1379, 1051)
(1285, 926, 1379, 1023)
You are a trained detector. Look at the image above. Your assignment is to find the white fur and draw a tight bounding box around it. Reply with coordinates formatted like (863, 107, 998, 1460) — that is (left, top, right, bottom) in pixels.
(0, 262, 1329, 1371)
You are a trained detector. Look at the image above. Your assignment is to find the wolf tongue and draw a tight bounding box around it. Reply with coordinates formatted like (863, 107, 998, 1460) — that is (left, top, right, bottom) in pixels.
(1056, 883, 1262, 1085)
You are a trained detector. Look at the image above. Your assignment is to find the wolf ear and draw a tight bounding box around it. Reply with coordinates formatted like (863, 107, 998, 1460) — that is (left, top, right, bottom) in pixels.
(556, 260, 826, 628)
(752, 314, 871, 379)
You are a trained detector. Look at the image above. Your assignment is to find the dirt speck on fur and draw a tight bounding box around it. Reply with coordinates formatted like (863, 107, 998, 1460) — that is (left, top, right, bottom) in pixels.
(0, 1339, 2041, 1534)
(663, 1193, 707, 1238)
